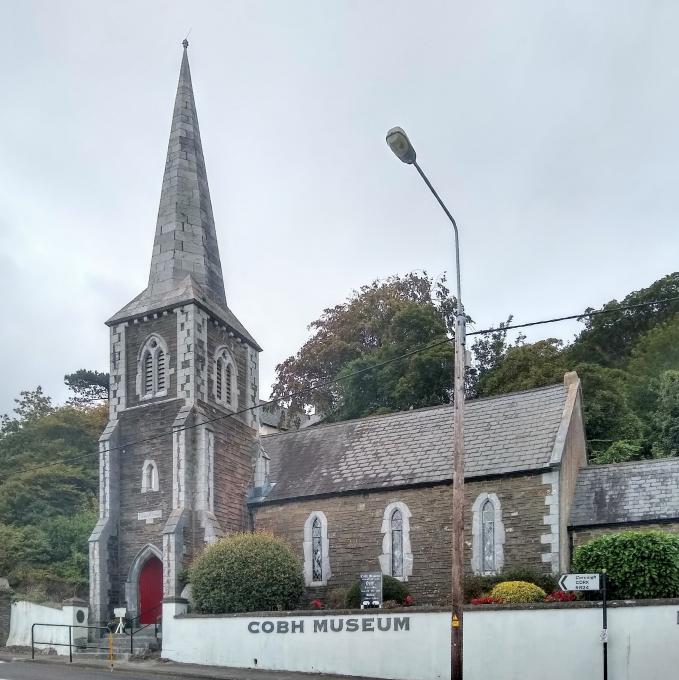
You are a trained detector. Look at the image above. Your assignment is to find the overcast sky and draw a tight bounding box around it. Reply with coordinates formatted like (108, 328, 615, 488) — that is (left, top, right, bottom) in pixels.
(1, 1, 678, 415)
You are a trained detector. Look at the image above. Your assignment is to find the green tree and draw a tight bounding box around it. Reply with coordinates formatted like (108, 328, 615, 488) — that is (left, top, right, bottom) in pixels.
(475, 339, 567, 397)
(569, 272, 679, 368)
(64, 369, 110, 406)
(649, 370, 679, 457)
(272, 273, 459, 422)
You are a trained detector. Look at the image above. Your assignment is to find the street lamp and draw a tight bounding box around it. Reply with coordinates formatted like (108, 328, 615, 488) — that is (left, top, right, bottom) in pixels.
(386, 126, 467, 680)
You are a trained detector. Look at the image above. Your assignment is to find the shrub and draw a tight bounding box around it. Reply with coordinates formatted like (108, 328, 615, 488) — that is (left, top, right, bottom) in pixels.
(345, 575, 410, 608)
(489, 581, 546, 603)
(572, 531, 679, 600)
(189, 532, 304, 614)
(545, 591, 577, 602)
(470, 596, 504, 605)
(327, 588, 349, 609)
(464, 567, 556, 602)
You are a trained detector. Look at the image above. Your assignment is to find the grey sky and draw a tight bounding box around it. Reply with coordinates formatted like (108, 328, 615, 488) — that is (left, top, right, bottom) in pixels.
(1, 1, 678, 415)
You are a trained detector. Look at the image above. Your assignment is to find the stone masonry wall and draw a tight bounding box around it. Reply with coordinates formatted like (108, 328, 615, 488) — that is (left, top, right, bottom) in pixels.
(253, 472, 554, 606)
(0, 591, 10, 646)
(116, 399, 184, 597)
(196, 399, 255, 538)
(125, 313, 178, 408)
(571, 522, 679, 548)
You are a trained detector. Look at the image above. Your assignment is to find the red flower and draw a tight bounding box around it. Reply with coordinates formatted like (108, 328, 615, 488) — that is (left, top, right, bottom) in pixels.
(470, 596, 504, 605)
(404, 595, 413, 606)
(545, 591, 577, 602)
(311, 599, 324, 609)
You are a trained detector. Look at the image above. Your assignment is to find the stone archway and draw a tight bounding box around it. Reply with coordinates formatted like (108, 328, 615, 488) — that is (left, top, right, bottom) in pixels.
(124, 544, 163, 620)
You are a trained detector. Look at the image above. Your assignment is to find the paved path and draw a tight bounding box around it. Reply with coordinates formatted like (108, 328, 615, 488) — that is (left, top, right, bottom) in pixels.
(0, 654, 381, 680)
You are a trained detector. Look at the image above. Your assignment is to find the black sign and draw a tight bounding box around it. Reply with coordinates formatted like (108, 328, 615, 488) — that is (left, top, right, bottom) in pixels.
(359, 572, 382, 609)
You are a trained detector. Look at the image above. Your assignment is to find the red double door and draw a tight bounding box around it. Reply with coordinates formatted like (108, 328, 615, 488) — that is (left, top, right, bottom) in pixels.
(139, 556, 163, 624)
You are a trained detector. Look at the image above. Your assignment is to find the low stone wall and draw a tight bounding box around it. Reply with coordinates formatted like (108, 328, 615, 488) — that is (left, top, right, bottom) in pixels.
(162, 599, 679, 680)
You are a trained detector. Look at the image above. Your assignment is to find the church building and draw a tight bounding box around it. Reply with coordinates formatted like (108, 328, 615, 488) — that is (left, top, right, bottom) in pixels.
(89, 44, 679, 622)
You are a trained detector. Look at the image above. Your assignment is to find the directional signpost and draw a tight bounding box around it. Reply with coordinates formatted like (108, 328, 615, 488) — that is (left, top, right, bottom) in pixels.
(559, 572, 608, 680)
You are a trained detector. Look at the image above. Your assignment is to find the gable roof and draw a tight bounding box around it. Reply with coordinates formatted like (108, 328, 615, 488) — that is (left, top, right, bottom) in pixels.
(256, 381, 573, 504)
(569, 458, 679, 527)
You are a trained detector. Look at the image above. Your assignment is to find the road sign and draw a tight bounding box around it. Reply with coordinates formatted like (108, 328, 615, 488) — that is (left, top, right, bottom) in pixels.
(559, 573, 601, 591)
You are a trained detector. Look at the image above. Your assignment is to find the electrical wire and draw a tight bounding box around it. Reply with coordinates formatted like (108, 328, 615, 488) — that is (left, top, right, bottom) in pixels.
(2, 294, 678, 480)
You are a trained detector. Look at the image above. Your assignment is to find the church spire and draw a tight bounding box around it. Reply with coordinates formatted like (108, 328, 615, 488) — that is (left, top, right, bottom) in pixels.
(108, 43, 259, 349)
(148, 39, 226, 306)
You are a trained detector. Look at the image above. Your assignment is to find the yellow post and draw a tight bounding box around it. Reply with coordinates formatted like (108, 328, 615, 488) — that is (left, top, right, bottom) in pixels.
(108, 631, 114, 671)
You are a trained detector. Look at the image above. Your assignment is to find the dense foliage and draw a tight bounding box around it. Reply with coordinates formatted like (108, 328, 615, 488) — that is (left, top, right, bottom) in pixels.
(0, 386, 105, 600)
(271, 273, 458, 423)
(273, 271, 679, 463)
(189, 532, 304, 614)
(489, 581, 547, 603)
(464, 567, 557, 602)
(572, 531, 679, 600)
(345, 575, 410, 609)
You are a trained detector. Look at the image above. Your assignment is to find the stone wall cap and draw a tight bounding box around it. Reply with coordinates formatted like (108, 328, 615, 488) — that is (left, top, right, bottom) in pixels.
(62, 597, 88, 606)
(177, 606, 446, 619)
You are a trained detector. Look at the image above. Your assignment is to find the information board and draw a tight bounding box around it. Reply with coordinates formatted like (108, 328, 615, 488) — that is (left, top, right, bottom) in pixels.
(359, 572, 383, 609)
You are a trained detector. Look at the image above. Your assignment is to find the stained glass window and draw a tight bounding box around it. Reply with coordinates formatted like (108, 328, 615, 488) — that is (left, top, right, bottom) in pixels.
(391, 509, 403, 577)
(312, 517, 323, 581)
(482, 499, 495, 573)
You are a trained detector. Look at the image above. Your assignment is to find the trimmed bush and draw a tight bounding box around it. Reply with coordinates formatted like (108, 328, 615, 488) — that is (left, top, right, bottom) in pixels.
(572, 530, 679, 600)
(345, 575, 410, 608)
(189, 532, 304, 614)
(464, 567, 557, 602)
(490, 580, 546, 603)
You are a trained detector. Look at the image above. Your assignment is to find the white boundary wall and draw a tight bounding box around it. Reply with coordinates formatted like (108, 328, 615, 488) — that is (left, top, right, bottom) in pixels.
(163, 601, 679, 680)
(6, 600, 89, 654)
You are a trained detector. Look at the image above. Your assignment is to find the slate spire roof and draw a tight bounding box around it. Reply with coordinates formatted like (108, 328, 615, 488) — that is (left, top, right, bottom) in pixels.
(107, 42, 260, 349)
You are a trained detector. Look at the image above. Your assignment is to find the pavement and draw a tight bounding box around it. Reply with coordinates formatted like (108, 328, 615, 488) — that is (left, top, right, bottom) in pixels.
(0, 650, 380, 680)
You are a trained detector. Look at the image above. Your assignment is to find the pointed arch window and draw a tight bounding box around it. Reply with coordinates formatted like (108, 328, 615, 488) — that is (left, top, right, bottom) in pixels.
(141, 460, 159, 493)
(303, 511, 330, 586)
(471, 493, 505, 575)
(379, 502, 413, 581)
(214, 347, 237, 408)
(138, 335, 169, 399)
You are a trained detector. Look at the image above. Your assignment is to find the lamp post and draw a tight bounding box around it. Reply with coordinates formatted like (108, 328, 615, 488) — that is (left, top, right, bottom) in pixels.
(386, 126, 466, 680)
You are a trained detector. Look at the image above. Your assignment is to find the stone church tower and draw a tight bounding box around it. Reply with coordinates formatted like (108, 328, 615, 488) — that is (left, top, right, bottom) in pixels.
(89, 41, 261, 624)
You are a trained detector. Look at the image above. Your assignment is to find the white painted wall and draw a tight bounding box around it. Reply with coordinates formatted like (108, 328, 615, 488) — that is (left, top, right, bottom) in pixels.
(163, 602, 679, 680)
(6, 600, 89, 654)
(465, 604, 679, 680)
(162, 602, 450, 680)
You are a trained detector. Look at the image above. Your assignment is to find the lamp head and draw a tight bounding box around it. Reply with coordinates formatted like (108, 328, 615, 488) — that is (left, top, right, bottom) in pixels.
(386, 126, 416, 164)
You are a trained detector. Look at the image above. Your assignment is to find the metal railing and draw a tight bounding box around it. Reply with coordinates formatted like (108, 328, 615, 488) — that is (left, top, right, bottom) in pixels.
(127, 602, 163, 655)
(30, 623, 110, 663)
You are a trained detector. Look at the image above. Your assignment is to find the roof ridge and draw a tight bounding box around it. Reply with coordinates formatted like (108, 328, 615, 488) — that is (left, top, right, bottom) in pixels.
(261, 381, 567, 441)
(581, 457, 679, 472)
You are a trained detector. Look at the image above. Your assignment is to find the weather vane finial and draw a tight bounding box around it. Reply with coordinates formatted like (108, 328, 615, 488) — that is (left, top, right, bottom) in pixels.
(182, 38, 189, 49)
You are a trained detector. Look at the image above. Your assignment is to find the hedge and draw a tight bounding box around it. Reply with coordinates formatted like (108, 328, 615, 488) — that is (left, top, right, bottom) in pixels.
(572, 530, 679, 600)
(189, 532, 304, 614)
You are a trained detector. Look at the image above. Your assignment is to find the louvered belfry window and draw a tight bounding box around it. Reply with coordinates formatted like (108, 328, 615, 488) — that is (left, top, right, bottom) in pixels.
(144, 352, 154, 395)
(225, 363, 233, 405)
(141, 337, 167, 398)
(215, 357, 223, 401)
(215, 349, 236, 408)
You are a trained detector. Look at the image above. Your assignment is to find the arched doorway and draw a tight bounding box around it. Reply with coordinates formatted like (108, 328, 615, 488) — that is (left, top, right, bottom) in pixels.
(138, 555, 163, 624)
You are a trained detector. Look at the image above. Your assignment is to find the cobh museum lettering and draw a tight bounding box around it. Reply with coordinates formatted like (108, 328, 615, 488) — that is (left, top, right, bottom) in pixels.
(247, 616, 411, 634)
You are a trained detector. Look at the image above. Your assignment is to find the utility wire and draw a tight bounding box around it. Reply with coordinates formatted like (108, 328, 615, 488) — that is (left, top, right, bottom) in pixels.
(3, 294, 679, 480)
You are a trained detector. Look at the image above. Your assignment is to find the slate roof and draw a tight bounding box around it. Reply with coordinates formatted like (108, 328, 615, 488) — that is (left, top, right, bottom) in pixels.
(258, 382, 570, 503)
(569, 459, 679, 527)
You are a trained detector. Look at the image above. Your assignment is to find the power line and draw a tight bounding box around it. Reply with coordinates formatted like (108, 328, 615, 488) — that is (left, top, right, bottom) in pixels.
(3, 294, 679, 480)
